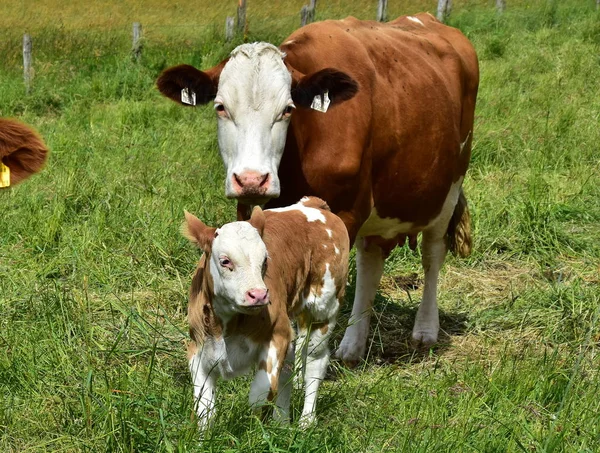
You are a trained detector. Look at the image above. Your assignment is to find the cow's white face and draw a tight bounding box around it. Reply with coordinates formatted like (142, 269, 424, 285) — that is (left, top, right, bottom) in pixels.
(157, 43, 359, 208)
(215, 43, 293, 204)
(209, 221, 269, 317)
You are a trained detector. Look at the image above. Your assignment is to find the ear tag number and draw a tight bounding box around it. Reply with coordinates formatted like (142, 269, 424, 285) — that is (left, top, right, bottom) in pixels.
(311, 90, 330, 113)
(181, 88, 197, 106)
(0, 162, 10, 188)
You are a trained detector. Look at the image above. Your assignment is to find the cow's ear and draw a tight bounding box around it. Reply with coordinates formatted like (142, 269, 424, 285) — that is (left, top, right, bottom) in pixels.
(291, 68, 358, 109)
(248, 206, 266, 237)
(182, 211, 217, 253)
(156, 59, 228, 106)
(0, 118, 49, 188)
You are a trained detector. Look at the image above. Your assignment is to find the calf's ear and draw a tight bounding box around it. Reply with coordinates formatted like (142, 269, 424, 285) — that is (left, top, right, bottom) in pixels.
(291, 68, 358, 109)
(156, 58, 228, 106)
(182, 211, 217, 253)
(249, 206, 266, 237)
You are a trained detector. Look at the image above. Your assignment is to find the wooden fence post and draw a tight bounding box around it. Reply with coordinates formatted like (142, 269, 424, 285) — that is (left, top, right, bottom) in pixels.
(23, 34, 32, 94)
(301, 5, 309, 26)
(225, 16, 235, 41)
(496, 0, 506, 13)
(436, 0, 452, 22)
(132, 22, 142, 62)
(237, 0, 247, 34)
(377, 0, 388, 22)
(301, 0, 316, 27)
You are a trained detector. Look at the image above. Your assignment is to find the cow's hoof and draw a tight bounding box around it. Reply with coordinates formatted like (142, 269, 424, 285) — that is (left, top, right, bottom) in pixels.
(298, 413, 316, 429)
(411, 330, 438, 348)
(335, 339, 365, 367)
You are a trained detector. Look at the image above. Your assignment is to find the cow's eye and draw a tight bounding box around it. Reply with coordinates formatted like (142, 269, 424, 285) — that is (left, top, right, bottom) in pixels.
(214, 103, 228, 118)
(219, 257, 233, 269)
(282, 104, 295, 119)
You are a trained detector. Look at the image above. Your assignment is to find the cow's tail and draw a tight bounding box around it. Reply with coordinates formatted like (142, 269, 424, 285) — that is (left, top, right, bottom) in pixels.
(447, 189, 472, 258)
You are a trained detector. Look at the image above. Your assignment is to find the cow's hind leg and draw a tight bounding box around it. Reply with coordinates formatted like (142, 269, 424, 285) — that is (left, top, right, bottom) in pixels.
(412, 180, 464, 345)
(300, 317, 336, 427)
(336, 238, 384, 364)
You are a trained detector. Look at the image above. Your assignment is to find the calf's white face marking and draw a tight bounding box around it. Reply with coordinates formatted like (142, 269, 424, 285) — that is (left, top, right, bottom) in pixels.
(215, 43, 294, 203)
(208, 221, 269, 318)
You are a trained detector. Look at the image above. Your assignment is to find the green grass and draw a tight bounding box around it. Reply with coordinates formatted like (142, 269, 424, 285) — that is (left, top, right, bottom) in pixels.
(1, 0, 600, 451)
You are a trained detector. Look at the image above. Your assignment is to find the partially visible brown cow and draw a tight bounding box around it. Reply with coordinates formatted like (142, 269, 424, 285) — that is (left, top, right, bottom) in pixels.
(157, 13, 479, 363)
(0, 118, 49, 188)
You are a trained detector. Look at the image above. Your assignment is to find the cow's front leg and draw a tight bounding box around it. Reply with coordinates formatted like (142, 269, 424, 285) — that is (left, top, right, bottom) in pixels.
(189, 347, 217, 430)
(249, 338, 288, 418)
(336, 237, 384, 364)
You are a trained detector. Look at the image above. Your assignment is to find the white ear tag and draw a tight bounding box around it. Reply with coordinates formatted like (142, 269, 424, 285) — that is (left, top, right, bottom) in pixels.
(311, 90, 330, 113)
(181, 88, 197, 106)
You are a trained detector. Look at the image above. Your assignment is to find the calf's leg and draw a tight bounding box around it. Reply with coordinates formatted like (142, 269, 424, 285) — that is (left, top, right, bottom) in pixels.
(273, 342, 295, 423)
(300, 318, 336, 427)
(189, 349, 217, 430)
(249, 338, 288, 417)
(336, 238, 384, 363)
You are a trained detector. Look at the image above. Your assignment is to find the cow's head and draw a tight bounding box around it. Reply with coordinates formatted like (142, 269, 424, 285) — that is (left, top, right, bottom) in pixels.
(183, 206, 270, 317)
(157, 43, 358, 204)
(0, 119, 49, 189)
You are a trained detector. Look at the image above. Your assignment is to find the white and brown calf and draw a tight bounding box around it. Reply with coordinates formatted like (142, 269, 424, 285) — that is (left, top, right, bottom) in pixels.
(182, 196, 349, 430)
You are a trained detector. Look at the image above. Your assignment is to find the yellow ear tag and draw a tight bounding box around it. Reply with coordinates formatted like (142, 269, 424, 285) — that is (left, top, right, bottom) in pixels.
(0, 162, 10, 188)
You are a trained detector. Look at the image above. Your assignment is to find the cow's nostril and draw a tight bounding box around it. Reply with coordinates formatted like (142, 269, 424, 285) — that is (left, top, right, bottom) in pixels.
(259, 174, 269, 188)
(234, 173, 244, 188)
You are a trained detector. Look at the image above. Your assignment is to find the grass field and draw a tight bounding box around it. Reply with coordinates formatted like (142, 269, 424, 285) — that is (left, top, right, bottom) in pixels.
(1, 0, 600, 451)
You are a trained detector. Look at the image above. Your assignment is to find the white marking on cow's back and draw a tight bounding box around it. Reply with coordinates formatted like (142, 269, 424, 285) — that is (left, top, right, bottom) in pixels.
(268, 204, 326, 223)
(334, 246, 340, 255)
(358, 208, 413, 239)
(407, 16, 424, 26)
(325, 228, 333, 238)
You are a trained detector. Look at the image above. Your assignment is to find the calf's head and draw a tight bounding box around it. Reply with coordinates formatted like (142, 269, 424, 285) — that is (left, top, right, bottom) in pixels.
(183, 206, 269, 317)
(157, 42, 358, 204)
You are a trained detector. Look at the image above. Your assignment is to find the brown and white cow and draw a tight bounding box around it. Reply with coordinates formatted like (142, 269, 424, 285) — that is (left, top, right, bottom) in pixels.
(183, 197, 349, 428)
(0, 118, 49, 188)
(158, 13, 479, 363)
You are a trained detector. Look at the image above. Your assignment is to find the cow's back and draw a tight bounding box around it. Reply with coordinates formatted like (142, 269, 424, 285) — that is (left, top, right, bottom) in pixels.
(262, 202, 350, 312)
(278, 14, 479, 236)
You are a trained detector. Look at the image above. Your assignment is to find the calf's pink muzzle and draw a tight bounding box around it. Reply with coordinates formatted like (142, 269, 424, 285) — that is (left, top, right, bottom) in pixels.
(243, 288, 269, 307)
